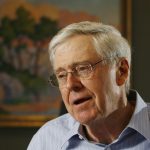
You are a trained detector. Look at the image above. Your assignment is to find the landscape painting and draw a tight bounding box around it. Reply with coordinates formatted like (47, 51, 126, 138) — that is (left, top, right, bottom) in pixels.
(0, 0, 131, 126)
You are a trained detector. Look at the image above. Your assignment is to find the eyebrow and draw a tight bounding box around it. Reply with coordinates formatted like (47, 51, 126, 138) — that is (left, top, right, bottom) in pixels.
(54, 60, 93, 73)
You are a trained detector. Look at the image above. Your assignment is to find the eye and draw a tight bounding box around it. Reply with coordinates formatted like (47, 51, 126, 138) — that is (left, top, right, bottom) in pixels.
(77, 64, 90, 72)
(57, 71, 67, 79)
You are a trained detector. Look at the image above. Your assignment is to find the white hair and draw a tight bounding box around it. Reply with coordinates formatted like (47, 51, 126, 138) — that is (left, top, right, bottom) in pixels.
(48, 21, 131, 93)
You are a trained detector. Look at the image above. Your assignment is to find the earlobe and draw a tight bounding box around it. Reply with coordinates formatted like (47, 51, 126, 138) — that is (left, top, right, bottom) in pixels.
(116, 59, 129, 86)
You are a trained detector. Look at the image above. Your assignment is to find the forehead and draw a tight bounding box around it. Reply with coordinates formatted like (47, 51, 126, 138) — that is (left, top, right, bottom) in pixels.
(53, 35, 100, 70)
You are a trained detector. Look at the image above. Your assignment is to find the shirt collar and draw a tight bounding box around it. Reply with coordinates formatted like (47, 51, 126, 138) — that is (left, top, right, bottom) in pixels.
(127, 90, 150, 141)
(60, 120, 80, 149)
(61, 90, 150, 148)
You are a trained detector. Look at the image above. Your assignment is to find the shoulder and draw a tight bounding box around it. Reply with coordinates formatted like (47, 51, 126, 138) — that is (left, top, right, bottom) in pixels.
(146, 103, 150, 114)
(34, 113, 77, 140)
(28, 113, 77, 150)
(41, 113, 76, 130)
(147, 102, 150, 107)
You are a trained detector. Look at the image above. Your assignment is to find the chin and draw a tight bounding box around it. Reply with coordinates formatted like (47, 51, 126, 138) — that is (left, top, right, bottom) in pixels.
(75, 112, 97, 125)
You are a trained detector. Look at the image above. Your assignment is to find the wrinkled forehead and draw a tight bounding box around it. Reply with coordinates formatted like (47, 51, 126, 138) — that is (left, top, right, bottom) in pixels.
(52, 35, 101, 71)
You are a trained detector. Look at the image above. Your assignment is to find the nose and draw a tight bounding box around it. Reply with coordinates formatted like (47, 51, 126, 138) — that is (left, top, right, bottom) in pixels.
(66, 73, 83, 91)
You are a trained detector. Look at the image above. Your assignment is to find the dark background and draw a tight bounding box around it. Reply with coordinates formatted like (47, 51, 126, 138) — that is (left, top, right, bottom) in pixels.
(0, 0, 150, 149)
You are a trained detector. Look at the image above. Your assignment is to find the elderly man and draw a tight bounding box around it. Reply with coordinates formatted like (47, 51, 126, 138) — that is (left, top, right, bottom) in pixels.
(28, 21, 150, 150)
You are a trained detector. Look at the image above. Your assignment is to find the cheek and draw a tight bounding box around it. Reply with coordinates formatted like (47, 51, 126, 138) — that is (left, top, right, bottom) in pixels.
(59, 88, 70, 105)
(83, 69, 114, 100)
(97, 67, 117, 91)
(84, 72, 108, 92)
(82, 79, 107, 115)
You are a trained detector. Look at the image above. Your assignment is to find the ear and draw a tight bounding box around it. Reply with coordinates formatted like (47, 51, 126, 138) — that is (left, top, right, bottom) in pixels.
(116, 58, 129, 86)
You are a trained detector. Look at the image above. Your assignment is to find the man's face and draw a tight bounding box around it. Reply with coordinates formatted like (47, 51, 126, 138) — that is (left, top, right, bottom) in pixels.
(53, 35, 122, 125)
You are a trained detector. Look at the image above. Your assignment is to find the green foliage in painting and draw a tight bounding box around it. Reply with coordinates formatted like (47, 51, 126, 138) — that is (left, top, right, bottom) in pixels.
(0, 6, 59, 105)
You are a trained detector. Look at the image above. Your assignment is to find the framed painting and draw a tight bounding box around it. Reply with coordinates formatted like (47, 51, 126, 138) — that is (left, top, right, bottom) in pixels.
(0, 0, 132, 127)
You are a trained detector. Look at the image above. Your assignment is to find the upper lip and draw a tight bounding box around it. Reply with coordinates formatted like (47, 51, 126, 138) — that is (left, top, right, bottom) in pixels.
(72, 96, 92, 105)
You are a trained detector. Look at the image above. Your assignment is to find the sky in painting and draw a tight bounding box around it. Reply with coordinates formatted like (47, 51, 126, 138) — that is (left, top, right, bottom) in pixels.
(27, 0, 121, 25)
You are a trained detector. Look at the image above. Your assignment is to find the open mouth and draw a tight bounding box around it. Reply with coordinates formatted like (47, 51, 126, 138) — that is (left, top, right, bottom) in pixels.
(73, 96, 92, 105)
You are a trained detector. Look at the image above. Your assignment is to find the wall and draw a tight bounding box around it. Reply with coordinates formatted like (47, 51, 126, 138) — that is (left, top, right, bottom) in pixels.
(132, 0, 150, 101)
(0, 127, 38, 150)
(0, 1, 150, 150)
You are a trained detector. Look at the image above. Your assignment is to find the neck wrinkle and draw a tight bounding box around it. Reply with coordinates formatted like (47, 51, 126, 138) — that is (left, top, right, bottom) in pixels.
(83, 100, 135, 144)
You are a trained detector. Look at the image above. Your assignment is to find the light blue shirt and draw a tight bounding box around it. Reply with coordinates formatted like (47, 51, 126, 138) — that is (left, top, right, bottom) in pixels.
(27, 90, 150, 150)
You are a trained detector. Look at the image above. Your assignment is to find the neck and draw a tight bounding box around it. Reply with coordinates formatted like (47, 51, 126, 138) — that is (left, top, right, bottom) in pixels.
(83, 100, 135, 144)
